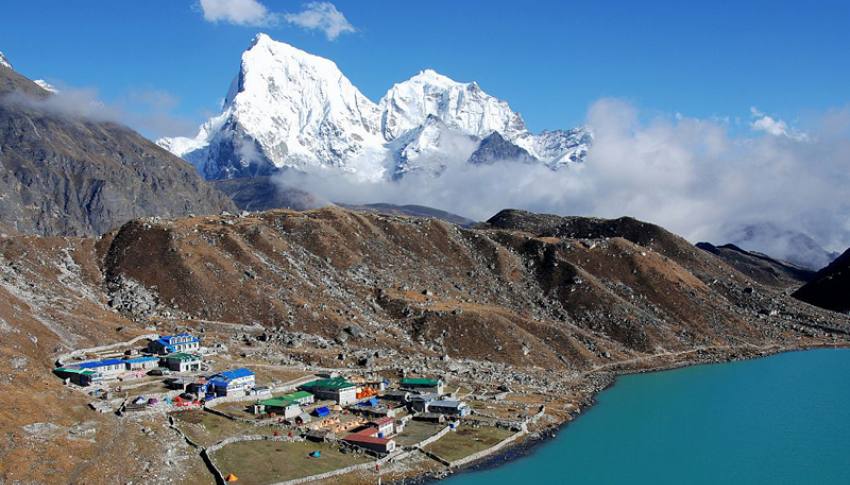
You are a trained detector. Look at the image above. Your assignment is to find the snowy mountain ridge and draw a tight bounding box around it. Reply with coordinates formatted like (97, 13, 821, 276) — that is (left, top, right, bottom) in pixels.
(158, 33, 592, 180)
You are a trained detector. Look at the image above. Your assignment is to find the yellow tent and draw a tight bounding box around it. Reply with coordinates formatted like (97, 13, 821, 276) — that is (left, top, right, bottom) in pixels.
(225, 473, 239, 482)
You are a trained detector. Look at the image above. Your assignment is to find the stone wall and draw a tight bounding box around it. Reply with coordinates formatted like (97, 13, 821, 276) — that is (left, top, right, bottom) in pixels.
(55, 333, 158, 366)
(447, 428, 527, 469)
(414, 425, 452, 449)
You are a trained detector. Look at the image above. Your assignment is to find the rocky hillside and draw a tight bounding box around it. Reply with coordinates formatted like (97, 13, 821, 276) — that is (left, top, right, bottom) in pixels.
(339, 203, 475, 227)
(696, 242, 815, 289)
(0, 61, 235, 237)
(1, 206, 848, 482)
(96, 207, 848, 366)
(793, 248, 850, 314)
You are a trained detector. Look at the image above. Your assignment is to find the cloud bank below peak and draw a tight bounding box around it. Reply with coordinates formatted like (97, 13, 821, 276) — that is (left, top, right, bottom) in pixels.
(277, 98, 850, 268)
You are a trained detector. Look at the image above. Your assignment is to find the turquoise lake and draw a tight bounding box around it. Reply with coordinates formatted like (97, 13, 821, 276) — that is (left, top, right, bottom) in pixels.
(444, 349, 850, 485)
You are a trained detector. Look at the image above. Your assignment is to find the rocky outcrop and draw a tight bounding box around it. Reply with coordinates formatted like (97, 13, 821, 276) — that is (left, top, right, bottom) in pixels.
(340, 203, 475, 227)
(468, 132, 536, 165)
(793, 248, 850, 313)
(0, 62, 235, 236)
(696, 242, 815, 289)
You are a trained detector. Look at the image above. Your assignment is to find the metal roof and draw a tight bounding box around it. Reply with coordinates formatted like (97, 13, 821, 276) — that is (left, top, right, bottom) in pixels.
(428, 400, 466, 408)
(300, 377, 356, 391)
(77, 358, 124, 369)
(344, 427, 393, 445)
(258, 397, 300, 408)
(165, 352, 201, 362)
(400, 377, 441, 386)
(212, 368, 254, 381)
(124, 356, 159, 364)
(54, 367, 97, 375)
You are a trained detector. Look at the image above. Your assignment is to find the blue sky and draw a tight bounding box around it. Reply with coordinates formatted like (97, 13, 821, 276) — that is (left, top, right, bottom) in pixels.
(1, 0, 848, 137)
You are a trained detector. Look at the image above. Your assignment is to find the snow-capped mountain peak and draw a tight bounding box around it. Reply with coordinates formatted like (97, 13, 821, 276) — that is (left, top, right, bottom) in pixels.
(159, 33, 384, 179)
(157, 34, 590, 181)
(379, 69, 527, 142)
(0, 52, 12, 69)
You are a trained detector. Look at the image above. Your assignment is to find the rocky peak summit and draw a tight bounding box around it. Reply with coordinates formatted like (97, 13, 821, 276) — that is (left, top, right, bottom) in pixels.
(379, 68, 527, 142)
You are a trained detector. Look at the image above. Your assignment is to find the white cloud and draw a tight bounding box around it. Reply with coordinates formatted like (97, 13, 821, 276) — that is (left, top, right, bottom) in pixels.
(750, 107, 808, 141)
(1, 84, 198, 139)
(196, 0, 355, 41)
(284, 2, 356, 40)
(275, 100, 850, 267)
(198, 0, 276, 27)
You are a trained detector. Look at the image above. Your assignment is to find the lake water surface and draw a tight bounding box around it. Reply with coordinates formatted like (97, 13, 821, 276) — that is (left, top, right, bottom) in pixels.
(444, 348, 850, 485)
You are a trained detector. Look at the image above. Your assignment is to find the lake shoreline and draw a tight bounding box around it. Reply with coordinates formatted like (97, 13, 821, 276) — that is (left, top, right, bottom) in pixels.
(398, 340, 850, 484)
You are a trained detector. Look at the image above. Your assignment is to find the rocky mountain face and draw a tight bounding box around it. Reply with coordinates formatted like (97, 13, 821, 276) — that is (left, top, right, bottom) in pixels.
(468, 131, 537, 165)
(0, 60, 235, 237)
(158, 34, 592, 181)
(696, 242, 816, 290)
(793, 248, 850, 313)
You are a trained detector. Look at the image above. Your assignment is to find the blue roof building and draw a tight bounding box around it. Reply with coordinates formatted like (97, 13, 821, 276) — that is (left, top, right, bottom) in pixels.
(207, 368, 256, 397)
(75, 358, 125, 375)
(148, 333, 200, 355)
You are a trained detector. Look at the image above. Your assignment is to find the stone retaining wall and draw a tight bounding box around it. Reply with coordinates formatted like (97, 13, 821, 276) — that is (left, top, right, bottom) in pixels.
(204, 435, 305, 485)
(55, 333, 158, 366)
(421, 449, 451, 466)
(268, 448, 411, 485)
(415, 425, 451, 449)
(447, 428, 527, 469)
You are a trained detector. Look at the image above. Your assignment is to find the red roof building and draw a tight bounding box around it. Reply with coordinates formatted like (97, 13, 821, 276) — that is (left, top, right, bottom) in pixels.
(344, 425, 397, 453)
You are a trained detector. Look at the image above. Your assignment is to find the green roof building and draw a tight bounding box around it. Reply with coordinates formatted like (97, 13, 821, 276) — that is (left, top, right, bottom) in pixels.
(54, 367, 100, 386)
(400, 377, 444, 394)
(299, 377, 358, 405)
(254, 391, 315, 417)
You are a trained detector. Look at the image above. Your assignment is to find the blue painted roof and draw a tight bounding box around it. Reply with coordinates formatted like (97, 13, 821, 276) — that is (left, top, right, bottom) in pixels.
(214, 368, 254, 381)
(153, 333, 199, 347)
(78, 358, 124, 369)
(125, 356, 159, 364)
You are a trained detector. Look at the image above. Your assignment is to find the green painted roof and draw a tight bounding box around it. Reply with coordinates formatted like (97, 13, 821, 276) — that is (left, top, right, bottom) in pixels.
(257, 391, 313, 408)
(401, 377, 441, 386)
(54, 367, 97, 376)
(257, 397, 299, 408)
(164, 352, 200, 362)
(300, 377, 356, 391)
(284, 390, 313, 401)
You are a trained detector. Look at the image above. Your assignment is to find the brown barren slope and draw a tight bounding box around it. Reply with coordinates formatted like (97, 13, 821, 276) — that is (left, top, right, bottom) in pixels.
(0, 207, 848, 483)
